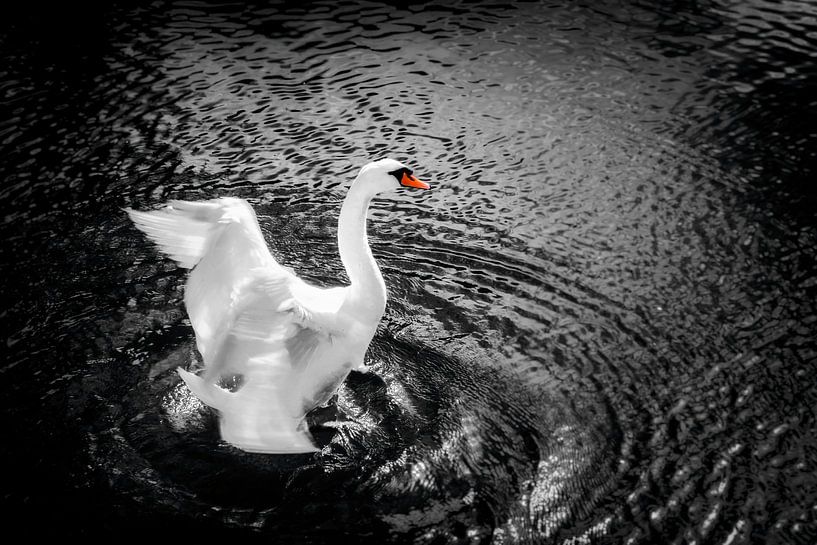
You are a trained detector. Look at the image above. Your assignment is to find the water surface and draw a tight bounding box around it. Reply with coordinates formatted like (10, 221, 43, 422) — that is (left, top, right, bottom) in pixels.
(2, 1, 816, 543)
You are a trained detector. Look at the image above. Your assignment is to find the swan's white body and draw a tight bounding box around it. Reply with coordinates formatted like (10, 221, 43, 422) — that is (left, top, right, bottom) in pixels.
(127, 159, 428, 453)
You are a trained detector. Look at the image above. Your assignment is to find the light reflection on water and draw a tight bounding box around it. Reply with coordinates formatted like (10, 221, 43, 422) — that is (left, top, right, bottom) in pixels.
(1, 1, 816, 543)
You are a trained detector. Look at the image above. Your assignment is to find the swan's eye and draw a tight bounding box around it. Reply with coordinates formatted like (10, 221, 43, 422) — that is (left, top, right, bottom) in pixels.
(388, 167, 412, 182)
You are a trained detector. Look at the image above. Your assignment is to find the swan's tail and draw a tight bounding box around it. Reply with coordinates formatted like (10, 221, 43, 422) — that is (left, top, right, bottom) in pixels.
(125, 200, 226, 269)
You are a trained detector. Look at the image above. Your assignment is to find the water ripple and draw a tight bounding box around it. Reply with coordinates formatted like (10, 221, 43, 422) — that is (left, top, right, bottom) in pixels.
(2, 0, 817, 542)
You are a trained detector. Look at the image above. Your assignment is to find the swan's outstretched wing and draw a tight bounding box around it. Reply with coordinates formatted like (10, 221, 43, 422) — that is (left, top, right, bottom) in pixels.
(128, 197, 306, 359)
(128, 198, 346, 453)
(180, 272, 346, 453)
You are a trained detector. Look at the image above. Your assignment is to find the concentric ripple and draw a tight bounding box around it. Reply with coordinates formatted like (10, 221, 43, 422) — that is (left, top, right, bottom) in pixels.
(2, 1, 817, 543)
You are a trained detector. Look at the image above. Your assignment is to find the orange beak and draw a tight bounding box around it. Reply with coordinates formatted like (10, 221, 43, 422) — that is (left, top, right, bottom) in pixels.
(400, 172, 430, 190)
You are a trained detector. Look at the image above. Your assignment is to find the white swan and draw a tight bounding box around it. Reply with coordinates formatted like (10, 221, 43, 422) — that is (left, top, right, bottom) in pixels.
(127, 159, 429, 453)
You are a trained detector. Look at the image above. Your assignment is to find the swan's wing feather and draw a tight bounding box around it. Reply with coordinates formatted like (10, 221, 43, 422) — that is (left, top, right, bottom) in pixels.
(172, 199, 290, 357)
(128, 198, 339, 357)
(178, 364, 319, 454)
(202, 272, 333, 387)
(129, 198, 346, 453)
(285, 326, 322, 371)
(181, 273, 335, 454)
(126, 207, 214, 269)
(196, 273, 336, 431)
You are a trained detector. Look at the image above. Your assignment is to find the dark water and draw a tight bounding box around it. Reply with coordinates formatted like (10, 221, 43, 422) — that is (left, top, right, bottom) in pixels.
(2, 1, 817, 542)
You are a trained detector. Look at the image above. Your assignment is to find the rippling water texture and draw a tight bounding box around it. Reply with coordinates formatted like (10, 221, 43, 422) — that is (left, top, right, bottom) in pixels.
(2, 1, 817, 543)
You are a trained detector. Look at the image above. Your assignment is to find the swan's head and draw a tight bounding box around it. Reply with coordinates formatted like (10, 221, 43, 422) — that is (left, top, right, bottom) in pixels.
(354, 158, 430, 196)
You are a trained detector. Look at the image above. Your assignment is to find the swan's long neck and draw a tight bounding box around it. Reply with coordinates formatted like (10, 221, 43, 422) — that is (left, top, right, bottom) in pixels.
(338, 180, 386, 314)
